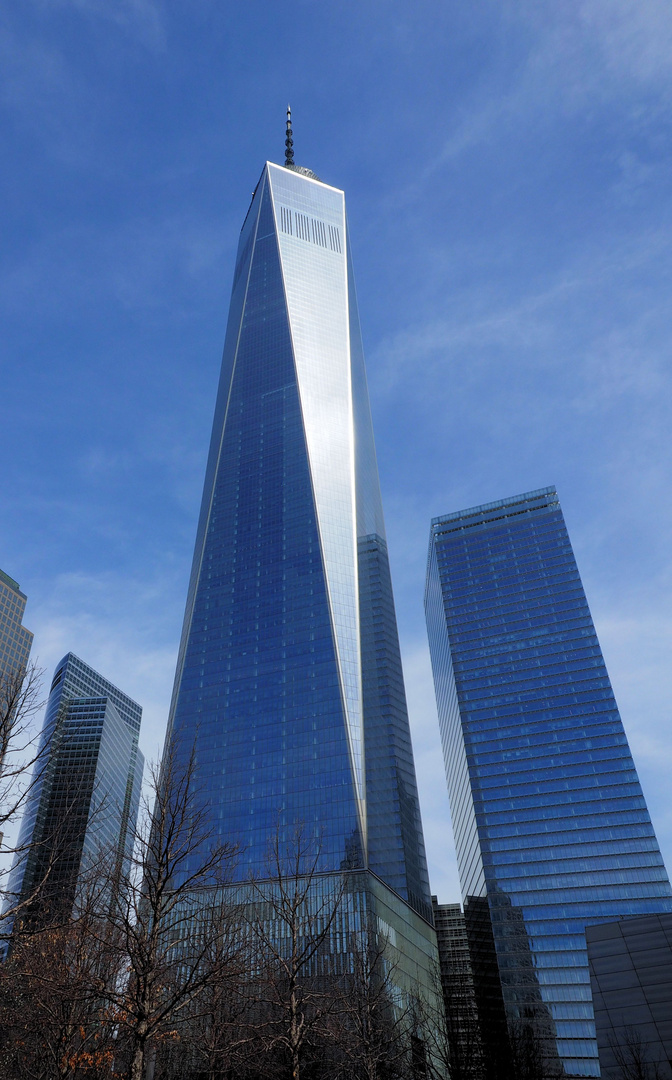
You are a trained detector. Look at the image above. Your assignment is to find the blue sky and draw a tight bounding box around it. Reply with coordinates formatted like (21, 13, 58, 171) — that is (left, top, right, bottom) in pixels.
(2, 0, 672, 902)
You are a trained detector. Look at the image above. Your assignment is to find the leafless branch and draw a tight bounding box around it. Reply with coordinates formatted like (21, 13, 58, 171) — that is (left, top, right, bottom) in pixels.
(90, 740, 239, 1080)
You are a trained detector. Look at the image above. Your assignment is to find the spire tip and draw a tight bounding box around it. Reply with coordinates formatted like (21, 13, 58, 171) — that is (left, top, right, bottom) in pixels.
(284, 105, 294, 168)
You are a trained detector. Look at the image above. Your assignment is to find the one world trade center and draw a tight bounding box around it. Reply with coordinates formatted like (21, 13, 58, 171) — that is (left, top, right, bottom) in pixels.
(163, 120, 437, 985)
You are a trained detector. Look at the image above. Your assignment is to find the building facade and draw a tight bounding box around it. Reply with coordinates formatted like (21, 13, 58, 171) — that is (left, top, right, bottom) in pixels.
(0, 568, 33, 683)
(7, 653, 144, 920)
(162, 155, 437, 993)
(432, 897, 484, 1080)
(0, 569, 34, 781)
(586, 913, 672, 1080)
(425, 486, 672, 1078)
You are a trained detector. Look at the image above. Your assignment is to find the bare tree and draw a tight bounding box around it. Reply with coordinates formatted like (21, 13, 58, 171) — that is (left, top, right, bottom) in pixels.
(0, 878, 121, 1080)
(0, 662, 43, 770)
(151, 896, 255, 1080)
(333, 927, 415, 1080)
(92, 743, 239, 1080)
(507, 1012, 564, 1080)
(0, 661, 44, 833)
(0, 662, 49, 932)
(418, 960, 483, 1080)
(246, 824, 348, 1080)
(609, 1027, 666, 1080)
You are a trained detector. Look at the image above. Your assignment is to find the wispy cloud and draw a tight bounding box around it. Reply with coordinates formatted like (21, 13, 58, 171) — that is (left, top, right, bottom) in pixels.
(576, 0, 672, 88)
(28, 567, 183, 762)
(385, 0, 672, 212)
(371, 205, 672, 898)
(369, 222, 672, 422)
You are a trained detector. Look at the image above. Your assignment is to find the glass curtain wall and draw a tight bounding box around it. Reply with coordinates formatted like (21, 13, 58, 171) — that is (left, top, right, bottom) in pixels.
(6, 653, 143, 921)
(161, 160, 437, 996)
(425, 487, 672, 1078)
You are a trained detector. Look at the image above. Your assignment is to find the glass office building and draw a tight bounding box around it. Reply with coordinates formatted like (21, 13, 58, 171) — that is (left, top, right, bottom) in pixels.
(0, 568, 33, 682)
(425, 487, 672, 1078)
(163, 157, 437, 989)
(0, 568, 34, 772)
(431, 896, 484, 1080)
(7, 653, 144, 920)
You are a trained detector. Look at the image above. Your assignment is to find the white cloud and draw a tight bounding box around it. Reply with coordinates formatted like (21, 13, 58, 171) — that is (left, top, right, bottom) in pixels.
(27, 568, 183, 764)
(385, 0, 672, 206)
(373, 206, 672, 899)
(369, 221, 672, 439)
(577, 0, 672, 87)
(512, 0, 672, 108)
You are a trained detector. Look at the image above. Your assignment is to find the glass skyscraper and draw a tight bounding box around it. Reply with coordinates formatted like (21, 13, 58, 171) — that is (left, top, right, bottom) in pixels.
(0, 568, 34, 774)
(431, 896, 484, 1080)
(162, 155, 437, 989)
(425, 486, 672, 1078)
(0, 568, 33, 683)
(7, 653, 144, 920)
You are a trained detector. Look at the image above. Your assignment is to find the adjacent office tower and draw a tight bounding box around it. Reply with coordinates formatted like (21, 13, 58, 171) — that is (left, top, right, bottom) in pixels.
(7, 653, 144, 920)
(0, 569, 34, 778)
(425, 487, 672, 1078)
(0, 568, 34, 683)
(162, 141, 437, 985)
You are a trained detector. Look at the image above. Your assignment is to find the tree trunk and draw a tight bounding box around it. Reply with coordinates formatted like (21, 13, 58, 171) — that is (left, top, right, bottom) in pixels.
(129, 1040, 145, 1080)
(290, 985, 300, 1080)
(145, 1044, 156, 1080)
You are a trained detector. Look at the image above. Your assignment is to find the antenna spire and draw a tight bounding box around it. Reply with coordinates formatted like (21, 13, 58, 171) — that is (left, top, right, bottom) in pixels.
(284, 104, 294, 168)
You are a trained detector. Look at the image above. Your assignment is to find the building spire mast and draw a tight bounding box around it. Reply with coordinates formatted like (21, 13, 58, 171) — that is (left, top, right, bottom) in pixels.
(284, 104, 294, 168)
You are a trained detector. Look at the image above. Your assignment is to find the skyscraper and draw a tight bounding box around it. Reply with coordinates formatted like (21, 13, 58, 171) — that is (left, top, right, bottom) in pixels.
(162, 138, 437, 990)
(0, 568, 34, 683)
(424, 486, 672, 1078)
(431, 896, 483, 1080)
(7, 653, 144, 920)
(0, 569, 34, 782)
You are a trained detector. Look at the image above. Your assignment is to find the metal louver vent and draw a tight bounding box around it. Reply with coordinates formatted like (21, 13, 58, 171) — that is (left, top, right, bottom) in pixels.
(278, 205, 342, 254)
